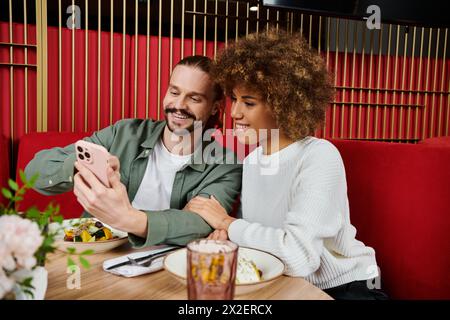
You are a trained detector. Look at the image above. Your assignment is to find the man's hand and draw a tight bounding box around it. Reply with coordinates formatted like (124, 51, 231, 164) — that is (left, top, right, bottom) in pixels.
(108, 155, 120, 173)
(73, 161, 147, 237)
(184, 195, 236, 230)
(207, 229, 229, 241)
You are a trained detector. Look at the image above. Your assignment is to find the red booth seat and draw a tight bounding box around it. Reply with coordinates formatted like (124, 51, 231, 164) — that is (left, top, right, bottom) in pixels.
(16, 132, 450, 299)
(330, 139, 450, 300)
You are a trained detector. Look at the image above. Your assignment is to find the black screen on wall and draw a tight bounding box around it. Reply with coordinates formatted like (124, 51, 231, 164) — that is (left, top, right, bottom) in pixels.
(263, 0, 450, 27)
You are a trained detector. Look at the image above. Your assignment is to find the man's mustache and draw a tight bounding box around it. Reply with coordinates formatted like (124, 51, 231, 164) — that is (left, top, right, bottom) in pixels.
(164, 108, 196, 120)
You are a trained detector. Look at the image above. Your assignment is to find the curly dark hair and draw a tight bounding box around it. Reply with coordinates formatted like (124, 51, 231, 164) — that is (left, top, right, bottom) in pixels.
(211, 29, 335, 140)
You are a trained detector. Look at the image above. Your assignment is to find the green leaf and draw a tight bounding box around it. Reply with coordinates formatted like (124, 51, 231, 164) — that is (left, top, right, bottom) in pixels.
(11, 196, 23, 202)
(21, 277, 35, 289)
(80, 249, 94, 256)
(67, 257, 76, 267)
(79, 256, 90, 269)
(8, 179, 18, 191)
(1, 188, 12, 199)
(53, 215, 64, 224)
(26, 207, 41, 219)
(66, 247, 76, 254)
(23, 289, 35, 299)
(19, 170, 27, 184)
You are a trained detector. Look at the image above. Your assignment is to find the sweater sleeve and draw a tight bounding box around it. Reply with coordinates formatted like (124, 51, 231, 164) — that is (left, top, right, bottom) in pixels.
(228, 142, 345, 277)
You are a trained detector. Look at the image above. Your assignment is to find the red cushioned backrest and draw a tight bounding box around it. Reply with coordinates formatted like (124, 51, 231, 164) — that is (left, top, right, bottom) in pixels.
(419, 136, 450, 147)
(329, 139, 450, 299)
(0, 135, 10, 206)
(16, 132, 92, 219)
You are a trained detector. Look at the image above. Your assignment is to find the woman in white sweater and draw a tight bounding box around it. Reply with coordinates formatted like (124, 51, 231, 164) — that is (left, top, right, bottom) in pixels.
(186, 29, 387, 300)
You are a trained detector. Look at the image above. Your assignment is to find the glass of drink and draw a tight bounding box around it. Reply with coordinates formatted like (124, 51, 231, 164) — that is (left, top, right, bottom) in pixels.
(187, 239, 238, 300)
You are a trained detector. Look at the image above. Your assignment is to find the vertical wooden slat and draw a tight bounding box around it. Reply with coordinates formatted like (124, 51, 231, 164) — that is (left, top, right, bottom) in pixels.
(429, 28, 441, 137)
(374, 28, 383, 139)
(276, 10, 279, 33)
(355, 23, 365, 138)
(256, 3, 260, 35)
(222, 0, 228, 131)
(58, 0, 62, 130)
(421, 28, 433, 139)
(340, 19, 349, 138)
(203, 0, 207, 56)
(9, 0, 14, 141)
(323, 16, 330, 136)
(214, 0, 218, 58)
(290, 12, 294, 34)
(308, 14, 312, 48)
(398, 26, 409, 139)
(97, 0, 101, 129)
(437, 29, 448, 135)
(382, 24, 393, 139)
(122, 0, 126, 119)
(225, 0, 229, 47)
(36, 0, 42, 132)
(110, 0, 114, 124)
(235, 1, 239, 42)
(299, 13, 303, 35)
(24, 0, 29, 133)
(36, 0, 48, 132)
(348, 21, 358, 139)
(71, 0, 75, 131)
(181, 0, 185, 59)
(316, 15, 322, 136)
(331, 18, 340, 139)
(390, 25, 401, 140)
(42, 0, 48, 131)
(245, 2, 249, 37)
(146, 0, 151, 118)
(365, 28, 375, 139)
(170, 0, 174, 72)
(414, 27, 425, 139)
(157, 0, 162, 120)
(134, 0, 138, 117)
(84, 0, 88, 131)
(406, 27, 417, 140)
(192, 0, 196, 55)
(265, 7, 269, 33)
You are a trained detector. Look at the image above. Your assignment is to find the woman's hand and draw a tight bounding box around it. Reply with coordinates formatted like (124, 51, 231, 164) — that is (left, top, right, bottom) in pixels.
(207, 229, 229, 241)
(184, 195, 236, 230)
(73, 162, 147, 237)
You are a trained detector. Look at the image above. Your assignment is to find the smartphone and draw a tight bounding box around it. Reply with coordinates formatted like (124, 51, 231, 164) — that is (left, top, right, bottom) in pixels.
(75, 140, 111, 187)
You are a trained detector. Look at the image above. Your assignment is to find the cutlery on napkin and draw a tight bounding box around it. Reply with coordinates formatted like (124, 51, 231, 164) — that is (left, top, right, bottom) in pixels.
(102, 245, 180, 277)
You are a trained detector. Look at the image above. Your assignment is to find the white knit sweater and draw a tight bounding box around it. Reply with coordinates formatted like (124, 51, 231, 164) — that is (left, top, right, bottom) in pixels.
(228, 137, 379, 289)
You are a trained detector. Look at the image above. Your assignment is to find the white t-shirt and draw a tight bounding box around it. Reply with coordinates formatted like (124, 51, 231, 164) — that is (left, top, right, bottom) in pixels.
(131, 138, 192, 211)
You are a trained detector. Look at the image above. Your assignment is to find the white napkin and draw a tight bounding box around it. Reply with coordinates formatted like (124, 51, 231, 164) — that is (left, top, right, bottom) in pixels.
(102, 245, 179, 278)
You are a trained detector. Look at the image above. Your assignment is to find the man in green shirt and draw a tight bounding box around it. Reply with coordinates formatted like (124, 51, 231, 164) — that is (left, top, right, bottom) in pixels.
(25, 56, 242, 247)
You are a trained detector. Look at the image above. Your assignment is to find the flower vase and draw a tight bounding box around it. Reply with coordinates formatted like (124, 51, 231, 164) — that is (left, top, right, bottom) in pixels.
(12, 266, 48, 300)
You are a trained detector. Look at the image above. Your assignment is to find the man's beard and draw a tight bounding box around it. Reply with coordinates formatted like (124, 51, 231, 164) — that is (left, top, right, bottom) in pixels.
(164, 107, 198, 134)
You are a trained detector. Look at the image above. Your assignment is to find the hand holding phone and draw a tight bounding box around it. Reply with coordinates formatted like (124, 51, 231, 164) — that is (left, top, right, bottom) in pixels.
(75, 140, 111, 187)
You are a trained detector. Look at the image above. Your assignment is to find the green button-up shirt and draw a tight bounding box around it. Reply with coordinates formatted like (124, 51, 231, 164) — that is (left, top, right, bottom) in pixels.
(25, 119, 242, 247)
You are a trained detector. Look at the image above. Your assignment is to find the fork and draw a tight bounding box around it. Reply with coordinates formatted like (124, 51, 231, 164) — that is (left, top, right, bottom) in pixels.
(127, 251, 171, 268)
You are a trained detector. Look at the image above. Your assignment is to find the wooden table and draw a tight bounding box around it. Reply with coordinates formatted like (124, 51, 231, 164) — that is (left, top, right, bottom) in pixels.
(45, 244, 332, 300)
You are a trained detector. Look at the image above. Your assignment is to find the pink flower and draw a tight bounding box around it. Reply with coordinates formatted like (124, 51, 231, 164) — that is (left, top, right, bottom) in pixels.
(0, 215, 43, 271)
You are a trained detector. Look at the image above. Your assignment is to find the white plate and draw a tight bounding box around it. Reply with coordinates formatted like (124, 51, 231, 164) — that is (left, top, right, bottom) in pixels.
(49, 218, 128, 254)
(163, 247, 285, 296)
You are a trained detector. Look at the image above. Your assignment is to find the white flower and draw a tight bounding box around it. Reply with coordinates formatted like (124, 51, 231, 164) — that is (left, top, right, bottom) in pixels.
(0, 215, 44, 286)
(0, 267, 15, 299)
(0, 215, 44, 299)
